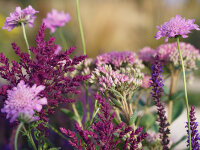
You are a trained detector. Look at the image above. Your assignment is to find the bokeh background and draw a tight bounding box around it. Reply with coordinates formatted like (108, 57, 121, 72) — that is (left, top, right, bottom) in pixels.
(0, 0, 200, 149)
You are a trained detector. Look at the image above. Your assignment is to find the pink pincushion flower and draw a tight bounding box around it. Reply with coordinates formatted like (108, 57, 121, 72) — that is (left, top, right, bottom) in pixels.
(43, 9, 71, 33)
(138, 47, 155, 63)
(2, 5, 39, 31)
(1, 80, 47, 123)
(155, 15, 200, 42)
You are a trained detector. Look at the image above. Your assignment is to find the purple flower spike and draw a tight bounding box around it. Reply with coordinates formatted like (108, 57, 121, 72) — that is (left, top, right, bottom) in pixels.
(186, 106, 200, 150)
(43, 9, 71, 33)
(155, 15, 200, 42)
(150, 55, 170, 150)
(2, 5, 39, 31)
(1, 80, 47, 123)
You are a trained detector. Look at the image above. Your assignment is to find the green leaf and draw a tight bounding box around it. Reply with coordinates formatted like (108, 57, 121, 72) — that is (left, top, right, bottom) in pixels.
(76, 101, 84, 119)
(60, 108, 75, 118)
(129, 112, 137, 126)
(48, 148, 61, 150)
(171, 135, 187, 149)
(172, 100, 184, 122)
(170, 90, 184, 101)
(110, 99, 122, 108)
(163, 86, 169, 95)
(139, 114, 155, 129)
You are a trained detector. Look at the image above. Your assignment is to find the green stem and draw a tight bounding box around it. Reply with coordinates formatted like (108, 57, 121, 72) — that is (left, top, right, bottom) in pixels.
(58, 28, 68, 49)
(72, 103, 83, 128)
(48, 124, 69, 141)
(176, 37, 191, 150)
(21, 22, 31, 58)
(75, 0, 86, 55)
(14, 122, 24, 150)
(23, 126, 37, 150)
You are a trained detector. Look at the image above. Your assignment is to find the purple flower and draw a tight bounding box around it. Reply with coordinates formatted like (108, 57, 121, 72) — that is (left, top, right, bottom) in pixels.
(2, 5, 39, 31)
(43, 9, 71, 33)
(155, 15, 200, 42)
(1, 80, 47, 123)
(186, 106, 200, 150)
(150, 55, 170, 150)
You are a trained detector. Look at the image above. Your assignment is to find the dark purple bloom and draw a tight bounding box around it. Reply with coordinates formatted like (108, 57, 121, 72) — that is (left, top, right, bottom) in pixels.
(2, 5, 39, 31)
(0, 24, 89, 130)
(155, 15, 200, 42)
(186, 106, 200, 150)
(60, 94, 147, 150)
(150, 55, 170, 150)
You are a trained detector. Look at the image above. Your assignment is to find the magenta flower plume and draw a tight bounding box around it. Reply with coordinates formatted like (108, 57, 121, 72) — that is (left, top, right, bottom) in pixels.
(2, 5, 39, 31)
(1, 80, 47, 123)
(60, 94, 147, 150)
(185, 106, 200, 150)
(155, 15, 200, 42)
(43, 9, 71, 33)
(0, 24, 89, 133)
(150, 55, 170, 150)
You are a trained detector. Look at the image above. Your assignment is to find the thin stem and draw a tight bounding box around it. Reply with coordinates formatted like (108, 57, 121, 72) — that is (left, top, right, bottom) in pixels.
(75, 0, 86, 55)
(176, 37, 191, 150)
(48, 124, 68, 141)
(72, 103, 83, 128)
(23, 125, 37, 150)
(21, 23, 31, 58)
(58, 28, 68, 49)
(14, 122, 24, 150)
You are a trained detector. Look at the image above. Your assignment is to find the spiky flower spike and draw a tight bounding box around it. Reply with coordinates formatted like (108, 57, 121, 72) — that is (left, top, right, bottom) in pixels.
(150, 55, 170, 150)
(186, 106, 200, 150)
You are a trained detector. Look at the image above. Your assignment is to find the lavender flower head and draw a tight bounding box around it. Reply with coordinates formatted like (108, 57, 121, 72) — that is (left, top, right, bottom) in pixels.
(96, 51, 144, 69)
(186, 106, 200, 150)
(2, 5, 39, 31)
(43, 9, 71, 33)
(156, 42, 200, 70)
(155, 15, 200, 42)
(1, 80, 47, 123)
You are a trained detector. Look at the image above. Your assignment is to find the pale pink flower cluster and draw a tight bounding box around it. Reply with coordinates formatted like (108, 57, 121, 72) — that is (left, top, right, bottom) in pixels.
(141, 75, 151, 89)
(156, 42, 200, 70)
(138, 47, 155, 63)
(1, 80, 47, 123)
(90, 65, 143, 92)
(96, 51, 143, 69)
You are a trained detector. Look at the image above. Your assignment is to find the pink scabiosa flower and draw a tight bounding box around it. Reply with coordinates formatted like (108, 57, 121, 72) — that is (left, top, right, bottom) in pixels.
(156, 42, 200, 70)
(155, 15, 200, 42)
(43, 9, 71, 33)
(138, 47, 155, 63)
(1, 80, 47, 123)
(2, 5, 39, 31)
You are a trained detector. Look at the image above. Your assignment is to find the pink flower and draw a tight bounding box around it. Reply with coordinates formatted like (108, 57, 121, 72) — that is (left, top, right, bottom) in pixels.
(43, 9, 71, 33)
(141, 75, 151, 88)
(138, 47, 155, 63)
(155, 15, 200, 42)
(1, 80, 47, 123)
(2, 5, 39, 31)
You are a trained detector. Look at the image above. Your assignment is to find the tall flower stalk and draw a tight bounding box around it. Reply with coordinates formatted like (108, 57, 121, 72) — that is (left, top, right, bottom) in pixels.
(21, 22, 31, 57)
(14, 122, 24, 150)
(75, 0, 86, 55)
(176, 37, 192, 148)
